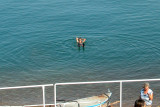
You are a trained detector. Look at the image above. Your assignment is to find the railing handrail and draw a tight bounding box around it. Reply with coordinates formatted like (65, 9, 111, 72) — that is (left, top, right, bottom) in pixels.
(0, 84, 53, 90)
(1, 78, 159, 90)
(55, 78, 160, 85)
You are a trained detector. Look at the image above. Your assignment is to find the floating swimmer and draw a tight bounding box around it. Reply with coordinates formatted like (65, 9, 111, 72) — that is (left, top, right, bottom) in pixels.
(76, 37, 86, 47)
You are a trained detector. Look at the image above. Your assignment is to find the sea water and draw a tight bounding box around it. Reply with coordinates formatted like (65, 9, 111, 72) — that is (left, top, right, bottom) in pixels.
(0, 0, 160, 106)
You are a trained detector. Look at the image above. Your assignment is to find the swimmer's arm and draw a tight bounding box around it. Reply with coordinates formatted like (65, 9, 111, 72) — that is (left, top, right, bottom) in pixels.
(83, 38, 86, 43)
(76, 37, 79, 42)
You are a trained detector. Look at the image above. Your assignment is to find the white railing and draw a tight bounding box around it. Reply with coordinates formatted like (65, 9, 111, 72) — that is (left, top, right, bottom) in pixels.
(1, 79, 160, 107)
(54, 78, 160, 107)
(0, 84, 53, 107)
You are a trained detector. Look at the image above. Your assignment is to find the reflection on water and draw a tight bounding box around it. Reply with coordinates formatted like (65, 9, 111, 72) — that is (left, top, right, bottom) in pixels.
(77, 44, 85, 52)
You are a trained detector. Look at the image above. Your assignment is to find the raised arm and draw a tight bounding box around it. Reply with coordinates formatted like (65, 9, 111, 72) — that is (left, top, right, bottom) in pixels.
(82, 38, 86, 43)
(76, 37, 79, 42)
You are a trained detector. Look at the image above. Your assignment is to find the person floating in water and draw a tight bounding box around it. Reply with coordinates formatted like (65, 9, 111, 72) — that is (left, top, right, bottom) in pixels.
(76, 37, 86, 47)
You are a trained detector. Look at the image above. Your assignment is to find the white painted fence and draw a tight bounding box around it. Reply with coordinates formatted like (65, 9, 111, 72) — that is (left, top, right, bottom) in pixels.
(1, 78, 160, 107)
(54, 78, 160, 107)
(0, 84, 53, 107)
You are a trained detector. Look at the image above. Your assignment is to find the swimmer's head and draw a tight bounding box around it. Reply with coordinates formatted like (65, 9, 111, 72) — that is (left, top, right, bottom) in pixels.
(78, 38, 82, 41)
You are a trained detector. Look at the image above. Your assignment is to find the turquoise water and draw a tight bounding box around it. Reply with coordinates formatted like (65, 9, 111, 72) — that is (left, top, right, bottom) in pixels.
(0, 0, 160, 105)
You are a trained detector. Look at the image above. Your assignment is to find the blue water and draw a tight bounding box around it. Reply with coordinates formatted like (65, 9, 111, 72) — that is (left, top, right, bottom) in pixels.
(0, 0, 160, 105)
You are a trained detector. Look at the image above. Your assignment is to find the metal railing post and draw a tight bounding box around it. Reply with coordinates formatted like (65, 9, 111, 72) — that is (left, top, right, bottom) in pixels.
(54, 84, 57, 107)
(120, 81, 122, 107)
(42, 86, 45, 107)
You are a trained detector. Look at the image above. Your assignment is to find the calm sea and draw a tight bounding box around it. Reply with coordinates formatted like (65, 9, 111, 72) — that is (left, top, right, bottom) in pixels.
(0, 0, 160, 106)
